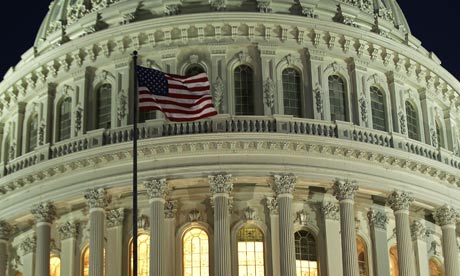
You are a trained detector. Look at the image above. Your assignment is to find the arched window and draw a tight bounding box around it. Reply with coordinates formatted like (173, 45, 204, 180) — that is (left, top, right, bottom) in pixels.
(282, 68, 302, 117)
(234, 65, 254, 116)
(435, 121, 444, 148)
(294, 230, 318, 276)
(50, 256, 61, 276)
(357, 238, 368, 276)
(370, 86, 387, 131)
(237, 225, 265, 276)
(389, 246, 399, 276)
(129, 233, 150, 276)
(58, 97, 72, 141)
(405, 101, 419, 141)
(96, 83, 112, 129)
(429, 258, 443, 276)
(185, 65, 205, 76)
(82, 246, 89, 276)
(183, 227, 209, 276)
(27, 114, 38, 152)
(328, 75, 347, 121)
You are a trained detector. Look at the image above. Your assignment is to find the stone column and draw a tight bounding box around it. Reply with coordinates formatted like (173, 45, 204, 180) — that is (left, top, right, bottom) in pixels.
(84, 188, 109, 276)
(20, 237, 36, 276)
(320, 202, 343, 276)
(266, 197, 280, 276)
(58, 221, 79, 276)
(164, 201, 178, 276)
(368, 209, 390, 276)
(31, 202, 56, 276)
(333, 180, 360, 276)
(209, 174, 233, 276)
(144, 179, 169, 276)
(272, 174, 296, 276)
(387, 191, 416, 276)
(410, 220, 430, 276)
(0, 221, 12, 276)
(106, 209, 125, 276)
(434, 205, 460, 276)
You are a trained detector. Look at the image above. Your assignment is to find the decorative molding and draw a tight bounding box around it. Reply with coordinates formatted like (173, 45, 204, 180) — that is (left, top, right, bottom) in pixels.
(31, 201, 56, 223)
(117, 90, 128, 122)
(321, 202, 340, 221)
(367, 209, 388, 230)
(74, 103, 83, 135)
(359, 96, 368, 123)
(58, 221, 80, 240)
(429, 240, 442, 256)
(137, 214, 149, 230)
(209, 174, 233, 194)
(410, 220, 431, 241)
(398, 109, 407, 135)
(263, 78, 275, 109)
(213, 77, 224, 112)
(84, 188, 109, 209)
(164, 200, 178, 219)
(434, 205, 458, 226)
(273, 174, 296, 195)
(295, 209, 311, 225)
(242, 207, 258, 221)
(314, 83, 323, 114)
(210, 0, 226, 11)
(265, 197, 278, 215)
(0, 220, 12, 240)
(19, 237, 36, 255)
(188, 209, 201, 222)
(387, 191, 414, 211)
(106, 208, 125, 228)
(333, 179, 359, 201)
(257, 1, 272, 13)
(144, 178, 169, 199)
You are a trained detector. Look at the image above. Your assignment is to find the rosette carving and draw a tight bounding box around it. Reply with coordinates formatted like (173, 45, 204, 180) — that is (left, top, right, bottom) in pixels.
(321, 202, 340, 221)
(58, 221, 80, 240)
(31, 202, 56, 223)
(333, 179, 359, 201)
(273, 174, 296, 195)
(106, 208, 125, 228)
(209, 174, 233, 194)
(387, 191, 414, 211)
(164, 200, 178, 219)
(0, 220, 12, 240)
(84, 188, 109, 209)
(434, 205, 459, 226)
(144, 178, 168, 199)
(367, 209, 388, 230)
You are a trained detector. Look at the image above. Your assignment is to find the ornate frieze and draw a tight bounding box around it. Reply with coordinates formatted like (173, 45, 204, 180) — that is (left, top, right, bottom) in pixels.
(106, 208, 125, 227)
(31, 202, 56, 223)
(265, 197, 278, 215)
(367, 209, 388, 230)
(321, 202, 340, 221)
(212, 77, 224, 111)
(117, 90, 128, 122)
(434, 205, 459, 226)
(188, 209, 201, 222)
(0, 220, 12, 240)
(333, 179, 359, 201)
(58, 221, 80, 240)
(19, 237, 36, 255)
(359, 96, 368, 123)
(410, 220, 431, 241)
(387, 191, 414, 211)
(295, 209, 311, 225)
(84, 188, 109, 209)
(273, 174, 296, 195)
(263, 78, 275, 109)
(164, 200, 178, 219)
(243, 207, 257, 221)
(209, 174, 233, 194)
(314, 83, 323, 114)
(144, 178, 168, 199)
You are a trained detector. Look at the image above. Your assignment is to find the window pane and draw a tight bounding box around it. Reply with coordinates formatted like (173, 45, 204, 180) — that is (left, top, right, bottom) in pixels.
(50, 256, 61, 276)
(234, 65, 254, 115)
(283, 68, 302, 117)
(295, 230, 318, 276)
(97, 83, 112, 129)
(370, 87, 387, 131)
(82, 247, 89, 276)
(328, 75, 346, 121)
(405, 102, 419, 141)
(186, 65, 205, 76)
(28, 115, 38, 152)
(357, 238, 368, 276)
(429, 258, 443, 276)
(237, 225, 265, 276)
(389, 246, 398, 276)
(59, 98, 72, 141)
(130, 233, 150, 276)
(183, 228, 209, 276)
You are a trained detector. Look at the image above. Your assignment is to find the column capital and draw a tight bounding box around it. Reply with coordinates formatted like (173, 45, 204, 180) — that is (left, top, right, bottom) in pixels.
(321, 202, 340, 221)
(19, 236, 36, 255)
(31, 201, 56, 223)
(106, 208, 125, 228)
(333, 179, 358, 201)
(410, 220, 431, 241)
(58, 221, 80, 240)
(434, 205, 459, 227)
(273, 174, 296, 195)
(84, 188, 109, 209)
(265, 197, 278, 215)
(164, 200, 178, 219)
(0, 220, 13, 240)
(144, 178, 169, 199)
(387, 190, 414, 211)
(367, 209, 389, 230)
(209, 174, 233, 194)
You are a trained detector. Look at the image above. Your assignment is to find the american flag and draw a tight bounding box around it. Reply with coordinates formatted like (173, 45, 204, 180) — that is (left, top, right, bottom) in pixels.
(136, 66, 218, 122)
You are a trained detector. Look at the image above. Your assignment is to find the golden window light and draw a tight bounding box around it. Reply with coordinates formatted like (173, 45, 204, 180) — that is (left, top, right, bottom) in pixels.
(130, 233, 150, 276)
(183, 227, 209, 276)
(237, 225, 265, 276)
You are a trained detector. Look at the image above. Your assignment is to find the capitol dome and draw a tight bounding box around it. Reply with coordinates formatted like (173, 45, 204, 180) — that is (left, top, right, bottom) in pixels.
(0, 0, 459, 276)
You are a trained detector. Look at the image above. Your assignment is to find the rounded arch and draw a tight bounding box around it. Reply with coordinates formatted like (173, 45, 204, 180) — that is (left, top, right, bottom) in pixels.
(56, 96, 72, 142)
(357, 235, 370, 276)
(405, 100, 420, 141)
(50, 255, 61, 276)
(294, 228, 319, 276)
(25, 113, 39, 153)
(128, 232, 150, 276)
(233, 64, 255, 116)
(370, 85, 388, 132)
(429, 257, 444, 276)
(389, 245, 399, 276)
(180, 60, 209, 76)
(91, 69, 117, 131)
(281, 67, 303, 117)
(328, 74, 348, 122)
(80, 245, 90, 276)
(322, 62, 352, 122)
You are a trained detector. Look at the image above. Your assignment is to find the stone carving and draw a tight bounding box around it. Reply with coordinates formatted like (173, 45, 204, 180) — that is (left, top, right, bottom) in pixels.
(19, 237, 36, 255)
(321, 202, 340, 221)
(410, 220, 431, 241)
(189, 54, 199, 64)
(188, 209, 201, 222)
(0, 220, 12, 240)
(144, 178, 168, 199)
(237, 51, 252, 64)
(387, 191, 414, 211)
(367, 209, 388, 230)
(209, 174, 233, 194)
(295, 209, 310, 225)
(398, 109, 407, 135)
(74, 103, 83, 134)
(213, 77, 224, 111)
(333, 179, 359, 201)
(106, 208, 125, 227)
(302, 7, 317, 18)
(84, 188, 109, 209)
(38, 121, 46, 146)
(257, 1, 272, 13)
(273, 174, 296, 195)
(31, 202, 56, 223)
(430, 127, 439, 148)
(137, 215, 149, 230)
(324, 61, 342, 73)
(164, 4, 180, 16)
(211, 0, 226, 11)
(117, 90, 127, 122)
(8, 142, 16, 161)
(338, 0, 373, 14)
(47, 20, 63, 36)
(58, 221, 79, 240)
(434, 205, 459, 226)
(164, 200, 178, 219)
(359, 96, 368, 123)
(263, 78, 275, 109)
(243, 207, 257, 221)
(265, 197, 278, 215)
(378, 5, 394, 23)
(429, 241, 442, 256)
(66, 4, 90, 25)
(314, 83, 323, 114)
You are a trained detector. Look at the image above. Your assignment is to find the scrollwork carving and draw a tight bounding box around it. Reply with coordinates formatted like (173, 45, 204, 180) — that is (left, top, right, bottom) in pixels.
(314, 83, 323, 114)
(19, 237, 36, 255)
(106, 208, 125, 228)
(398, 109, 407, 135)
(273, 174, 296, 195)
(333, 179, 359, 201)
(265, 197, 278, 215)
(213, 77, 224, 111)
(117, 90, 128, 122)
(209, 174, 233, 194)
(243, 207, 257, 221)
(0, 220, 12, 240)
(367, 209, 388, 230)
(144, 178, 169, 199)
(84, 188, 109, 209)
(434, 205, 458, 226)
(321, 202, 340, 221)
(58, 221, 80, 240)
(263, 78, 275, 109)
(164, 200, 178, 219)
(359, 96, 368, 123)
(387, 191, 414, 211)
(31, 201, 56, 223)
(410, 220, 431, 241)
(188, 209, 201, 222)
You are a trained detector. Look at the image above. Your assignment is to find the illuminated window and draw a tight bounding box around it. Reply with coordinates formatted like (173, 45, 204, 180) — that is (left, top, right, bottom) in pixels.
(294, 230, 318, 276)
(356, 238, 368, 276)
(405, 101, 419, 141)
(96, 83, 112, 129)
(370, 87, 387, 131)
(58, 97, 72, 141)
(130, 233, 150, 276)
(50, 256, 61, 276)
(429, 258, 443, 276)
(82, 246, 89, 276)
(237, 225, 265, 276)
(27, 114, 38, 152)
(328, 75, 346, 121)
(185, 65, 205, 76)
(183, 227, 209, 276)
(389, 246, 399, 276)
(435, 121, 444, 148)
(234, 65, 254, 116)
(283, 68, 302, 117)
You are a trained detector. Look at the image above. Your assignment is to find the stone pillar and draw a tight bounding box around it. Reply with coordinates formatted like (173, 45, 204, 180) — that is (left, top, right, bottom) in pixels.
(0, 221, 12, 276)
(265, 197, 280, 276)
(144, 179, 169, 276)
(387, 191, 416, 276)
(368, 209, 390, 276)
(31, 202, 56, 276)
(84, 188, 109, 276)
(333, 180, 360, 276)
(19, 237, 36, 276)
(272, 174, 296, 276)
(434, 205, 460, 276)
(320, 201, 343, 276)
(209, 174, 233, 276)
(58, 221, 79, 276)
(410, 220, 430, 276)
(164, 201, 178, 276)
(106, 209, 125, 276)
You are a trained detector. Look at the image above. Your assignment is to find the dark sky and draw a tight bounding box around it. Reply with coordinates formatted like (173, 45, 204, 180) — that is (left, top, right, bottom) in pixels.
(0, 1, 458, 80)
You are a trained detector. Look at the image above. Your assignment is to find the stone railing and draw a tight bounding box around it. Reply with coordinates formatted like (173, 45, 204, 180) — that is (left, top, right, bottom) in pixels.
(2, 115, 459, 177)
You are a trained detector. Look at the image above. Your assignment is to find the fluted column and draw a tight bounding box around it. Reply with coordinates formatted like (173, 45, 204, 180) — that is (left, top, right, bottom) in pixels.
(434, 205, 460, 276)
(58, 221, 79, 276)
(333, 180, 359, 276)
(20, 237, 36, 276)
(368, 209, 390, 276)
(387, 191, 416, 276)
(84, 188, 109, 276)
(209, 174, 233, 276)
(31, 202, 56, 276)
(410, 220, 430, 276)
(265, 197, 280, 276)
(106, 209, 125, 276)
(164, 201, 178, 276)
(0, 221, 12, 276)
(144, 179, 169, 276)
(272, 175, 296, 276)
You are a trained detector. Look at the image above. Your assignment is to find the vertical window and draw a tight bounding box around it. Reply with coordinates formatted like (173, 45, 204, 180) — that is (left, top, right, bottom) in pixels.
(58, 98, 72, 141)
(97, 83, 112, 129)
(389, 246, 398, 276)
(50, 256, 61, 276)
(370, 87, 387, 131)
(435, 121, 444, 148)
(405, 101, 419, 141)
(429, 258, 443, 276)
(237, 225, 265, 276)
(130, 233, 150, 276)
(328, 75, 346, 121)
(140, 110, 156, 123)
(234, 65, 254, 116)
(4, 137, 10, 162)
(185, 65, 205, 76)
(27, 114, 38, 152)
(183, 228, 209, 276)
(294, 230, 318, 276)
(82, 246, 89, 276)
(357, 238, 368, 276)
(282, 68, 302, 117)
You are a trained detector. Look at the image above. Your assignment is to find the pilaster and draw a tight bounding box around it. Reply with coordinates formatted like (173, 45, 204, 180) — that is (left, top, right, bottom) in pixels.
(19, 237, 36, 276)
(259, 45, 276, 115)
(265, 197, 280, 276)
(307, 49, 325, 120)
(210, 45, 227, 114)
(58, 221, 79, 276)
(0, 221, 12, 276)
(71, 69, 88, 136)
(164, 200, 177, 276)
(320, 201, 343, 276)
(348, 58, 369, 127)
(114, 58, 130, 127)
(106, 208, 124, 276)
(434, 205, 460, 276)
(410, 220, 430, 276)
(368, 208, 390, 276)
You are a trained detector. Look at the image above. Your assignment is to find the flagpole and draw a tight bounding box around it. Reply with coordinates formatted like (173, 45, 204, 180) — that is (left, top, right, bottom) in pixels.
(132, 50, 139, 276)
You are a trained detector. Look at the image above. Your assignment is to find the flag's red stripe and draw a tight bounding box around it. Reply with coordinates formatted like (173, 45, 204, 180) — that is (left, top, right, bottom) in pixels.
(167, 84, 210, 91)
(140, 102, 216, 114)
(139, 89, 210, 100)
(166, 76, 209, 84)
(165, 111, 218, 122)
(139, 96, 212, 108)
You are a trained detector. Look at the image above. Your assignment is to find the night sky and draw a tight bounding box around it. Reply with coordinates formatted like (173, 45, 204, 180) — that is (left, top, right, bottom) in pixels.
(0, 1, 458, 80)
